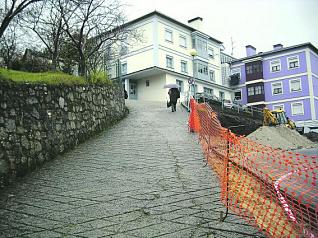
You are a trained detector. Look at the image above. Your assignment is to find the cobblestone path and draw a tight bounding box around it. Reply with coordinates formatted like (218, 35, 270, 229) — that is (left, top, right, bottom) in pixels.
(0, 101, 265, 238)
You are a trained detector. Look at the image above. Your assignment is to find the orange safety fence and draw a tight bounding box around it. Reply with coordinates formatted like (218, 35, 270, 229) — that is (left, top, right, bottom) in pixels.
(189, 101, 318, 238)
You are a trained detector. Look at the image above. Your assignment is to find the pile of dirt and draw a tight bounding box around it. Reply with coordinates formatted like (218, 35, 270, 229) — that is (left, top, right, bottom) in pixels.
(247, 125, 316, 150)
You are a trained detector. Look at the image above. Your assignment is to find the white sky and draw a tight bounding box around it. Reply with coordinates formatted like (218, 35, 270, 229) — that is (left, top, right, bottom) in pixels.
(123, 0, 318, 58)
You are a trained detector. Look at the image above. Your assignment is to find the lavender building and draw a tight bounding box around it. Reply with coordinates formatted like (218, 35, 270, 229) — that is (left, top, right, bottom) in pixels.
(230, 43, 318, 130)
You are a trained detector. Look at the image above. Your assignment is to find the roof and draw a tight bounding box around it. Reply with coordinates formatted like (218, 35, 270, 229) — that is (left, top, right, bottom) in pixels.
(231, 42, 318, 64)
(120, 11, 223, 44)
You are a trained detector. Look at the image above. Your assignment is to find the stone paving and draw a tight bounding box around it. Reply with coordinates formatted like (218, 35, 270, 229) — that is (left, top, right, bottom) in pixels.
(0, 100, 265, 238)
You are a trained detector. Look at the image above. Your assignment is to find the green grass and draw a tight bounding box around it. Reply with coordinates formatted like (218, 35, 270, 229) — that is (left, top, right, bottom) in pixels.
(0, 68, 112, 85)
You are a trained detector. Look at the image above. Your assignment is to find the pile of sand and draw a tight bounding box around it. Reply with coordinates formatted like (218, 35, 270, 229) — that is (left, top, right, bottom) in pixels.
(247, 125, 316, 150)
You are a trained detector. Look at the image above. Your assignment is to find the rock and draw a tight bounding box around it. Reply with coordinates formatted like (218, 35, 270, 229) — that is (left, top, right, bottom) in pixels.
(26, 97, 38, 104)
(0, 159, 9, 174)
(1, 102, 7, 109)
(59, 97, 65, 108)
(34, 141, 42, 152)
(5, 119, 16, 132)
(21, 136, 30, 149)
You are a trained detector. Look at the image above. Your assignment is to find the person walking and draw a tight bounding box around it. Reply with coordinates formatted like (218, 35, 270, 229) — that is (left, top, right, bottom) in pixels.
(168, 87, 180, 112)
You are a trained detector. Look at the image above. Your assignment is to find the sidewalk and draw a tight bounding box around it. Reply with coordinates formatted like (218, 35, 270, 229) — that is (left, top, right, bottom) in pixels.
(0, 100, 264, 238)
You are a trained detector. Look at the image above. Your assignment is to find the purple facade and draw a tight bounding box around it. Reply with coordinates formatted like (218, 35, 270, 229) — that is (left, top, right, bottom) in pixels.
(316, 99, 318, 120)
(263, 52, 307, 79)
(264, 75, 309, 101)
(313, 75, 318, 97)
(310, 52, 318, 75)
(230, 43, 318, 124)
(269, 99, 312, 121)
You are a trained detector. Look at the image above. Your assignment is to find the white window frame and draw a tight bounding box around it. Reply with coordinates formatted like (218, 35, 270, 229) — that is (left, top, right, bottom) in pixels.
(247, 87, 254, 96)
(176, 79, 184, 92)
(208, 47, 214, 59)
(271, 81, 283, 95)
(180, 60, 188, 73)
(121, 62, 127, 75)
(270, 59, 281, 72)
(254, 85, 263, 95)
(289, 78, 302, 92)
(204, 87, 213, 96)
(287, 55, 300, 70)
(234, 89, 242, 101)
(165, 29, 173, 43)
(209, 69, 215, 81)
(291, 101, 304, 116)
(166, 55, 174, 69)
(272, 104, 284, 111)
(179, 35, 187, 48)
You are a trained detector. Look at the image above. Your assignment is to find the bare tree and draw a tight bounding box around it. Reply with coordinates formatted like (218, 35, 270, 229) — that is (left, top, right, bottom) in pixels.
(24, 0, 64, 70)
(58, 0, 137, 78)
(0, 21, 21, 68)
(0, 0, 43, 39)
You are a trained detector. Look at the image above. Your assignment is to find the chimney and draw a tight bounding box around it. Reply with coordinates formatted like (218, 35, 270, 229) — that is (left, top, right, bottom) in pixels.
(188, 17, 203, 31)
(273, 44, 283, 50)
(246, 45, 256, 57)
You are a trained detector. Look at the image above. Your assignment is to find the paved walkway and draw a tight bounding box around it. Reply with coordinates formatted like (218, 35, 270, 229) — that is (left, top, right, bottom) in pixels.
(0, 101, 264, 238)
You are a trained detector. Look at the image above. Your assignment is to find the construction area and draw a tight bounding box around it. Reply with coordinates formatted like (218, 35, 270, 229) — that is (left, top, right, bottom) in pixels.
(189, 99, 318, 238)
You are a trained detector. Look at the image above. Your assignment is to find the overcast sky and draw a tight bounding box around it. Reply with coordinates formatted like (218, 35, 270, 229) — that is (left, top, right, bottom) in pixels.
(123, 0, 318, 59)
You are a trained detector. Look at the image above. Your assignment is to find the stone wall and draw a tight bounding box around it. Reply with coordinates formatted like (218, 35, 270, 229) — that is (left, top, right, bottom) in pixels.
(0, 81, 126, 186)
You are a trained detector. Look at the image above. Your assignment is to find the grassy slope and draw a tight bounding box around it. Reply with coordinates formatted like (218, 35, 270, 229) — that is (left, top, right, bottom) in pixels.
(0, 68, 110, 85)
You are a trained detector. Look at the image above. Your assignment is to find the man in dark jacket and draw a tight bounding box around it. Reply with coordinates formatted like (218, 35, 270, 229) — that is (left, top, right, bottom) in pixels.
(168, 88, 180, 112)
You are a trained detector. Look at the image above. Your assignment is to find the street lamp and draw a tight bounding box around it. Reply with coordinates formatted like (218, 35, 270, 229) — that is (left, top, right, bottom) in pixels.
(190, 49, 197, 100)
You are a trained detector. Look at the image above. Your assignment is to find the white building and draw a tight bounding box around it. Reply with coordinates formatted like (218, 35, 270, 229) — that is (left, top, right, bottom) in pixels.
(109, 11, 233, 102)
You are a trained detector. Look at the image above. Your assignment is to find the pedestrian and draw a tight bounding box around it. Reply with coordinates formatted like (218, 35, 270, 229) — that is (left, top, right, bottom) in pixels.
(168, 87, 180, 112)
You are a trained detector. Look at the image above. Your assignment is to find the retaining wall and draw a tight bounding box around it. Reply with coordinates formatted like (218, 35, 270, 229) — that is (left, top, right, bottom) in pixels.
(0, 81, 126, 186)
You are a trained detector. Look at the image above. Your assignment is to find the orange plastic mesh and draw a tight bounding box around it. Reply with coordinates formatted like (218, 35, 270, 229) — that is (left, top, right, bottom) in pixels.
(192, 101, 318, 238)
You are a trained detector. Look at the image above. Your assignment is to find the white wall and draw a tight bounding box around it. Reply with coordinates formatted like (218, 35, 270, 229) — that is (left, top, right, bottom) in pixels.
(137, 74, 167, 101)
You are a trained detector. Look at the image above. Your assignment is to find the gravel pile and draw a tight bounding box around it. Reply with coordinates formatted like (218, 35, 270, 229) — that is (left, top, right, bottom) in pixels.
(247, 125, 317, 150)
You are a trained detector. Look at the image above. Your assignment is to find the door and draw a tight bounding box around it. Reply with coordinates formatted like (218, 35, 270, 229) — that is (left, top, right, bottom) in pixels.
(129, 82, 137, 99)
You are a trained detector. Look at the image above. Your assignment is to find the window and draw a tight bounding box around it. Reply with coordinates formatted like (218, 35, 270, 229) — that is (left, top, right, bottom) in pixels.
(234, 90, 242, 101)
(247, 87, 254, 96)
(288, 56, 300, 69)
(219, 91, 225, 100)
(272, 82, 283, 95)
(181, 61, 188, 73)
(209, 70, 215, 81)
(270, 59, 281, 72)
(273, 104, 284, 111)
(246, 65, 253, 75)
(179, 35, 187, 48)
(146, 80, 150, 87)
(165, 29, 173, 42)
(290, 78, 302, 92)
(176, 80, 184, 92)
(166, 55, 173, 69)
(121, 63, 127, 75)
(291, 102, 304, 115)
(204, 87, 213, 95)
(198, 63, 208, 75)
(254, 85, 263, 95)
(197, 39, 207, 51)
(208, 47, 214, 58)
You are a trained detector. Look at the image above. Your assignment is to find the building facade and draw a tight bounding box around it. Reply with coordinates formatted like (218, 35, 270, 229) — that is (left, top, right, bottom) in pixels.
(230, 43, 318, 128)
(108, 11, 233, 102)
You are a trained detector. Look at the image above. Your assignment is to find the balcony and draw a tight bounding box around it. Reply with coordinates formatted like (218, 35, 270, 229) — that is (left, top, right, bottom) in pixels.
(229, 73, 240, 86)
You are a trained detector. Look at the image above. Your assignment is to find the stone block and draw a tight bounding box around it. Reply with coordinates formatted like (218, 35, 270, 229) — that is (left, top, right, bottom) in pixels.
(5, 119, 16, 132)
(0, 159, 9, 174)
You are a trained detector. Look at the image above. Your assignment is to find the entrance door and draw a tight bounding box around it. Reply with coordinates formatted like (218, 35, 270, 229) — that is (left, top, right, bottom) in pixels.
(129, 82, 137, 99)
